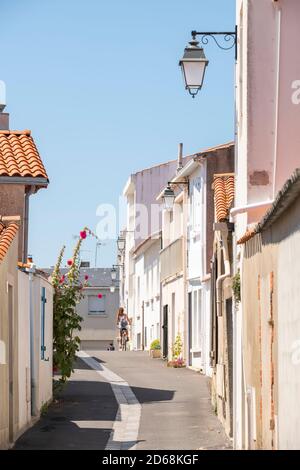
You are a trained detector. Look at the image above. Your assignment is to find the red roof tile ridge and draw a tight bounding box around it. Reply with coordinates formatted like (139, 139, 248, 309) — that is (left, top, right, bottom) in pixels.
(0, 129, 31, 136)
(0, 218, 20, 262)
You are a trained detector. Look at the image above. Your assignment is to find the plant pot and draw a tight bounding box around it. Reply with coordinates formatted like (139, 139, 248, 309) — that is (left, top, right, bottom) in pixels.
(150, 349, 161, 359)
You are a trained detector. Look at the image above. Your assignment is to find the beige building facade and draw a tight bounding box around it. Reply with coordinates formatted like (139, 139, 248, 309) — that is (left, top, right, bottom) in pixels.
(239, 169, 300, 450)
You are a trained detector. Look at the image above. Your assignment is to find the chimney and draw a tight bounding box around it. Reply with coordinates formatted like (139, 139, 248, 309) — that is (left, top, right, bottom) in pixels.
(0, 80, 9, 130)
(177, 143, 183, 173)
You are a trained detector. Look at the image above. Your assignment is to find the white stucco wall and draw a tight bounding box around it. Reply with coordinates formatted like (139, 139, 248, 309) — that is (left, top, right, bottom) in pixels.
(186, 163, 212, 375)
(17, 271, 31, 432)
(17, 271, 53, 422)
(32, 275, 53, 410)
(133, 239, 160, 350)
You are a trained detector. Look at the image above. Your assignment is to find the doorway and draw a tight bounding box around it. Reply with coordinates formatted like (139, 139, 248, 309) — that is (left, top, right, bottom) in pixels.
(188, 292, 192, 366)
(162, 305, 168, 359)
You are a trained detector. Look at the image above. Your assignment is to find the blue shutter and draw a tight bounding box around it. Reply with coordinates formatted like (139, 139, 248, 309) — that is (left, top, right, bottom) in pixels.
(41, 287, 46, 360)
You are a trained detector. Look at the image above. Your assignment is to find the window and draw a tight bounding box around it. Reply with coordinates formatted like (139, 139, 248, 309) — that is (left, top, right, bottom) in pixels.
(172, 292, 176, 342)
(156, 322, 160, 339)
(137, 276, 140, 310)
(88, 294, 106, 315)
(192, 289, 202, 350)
(193, 177, 201, 231)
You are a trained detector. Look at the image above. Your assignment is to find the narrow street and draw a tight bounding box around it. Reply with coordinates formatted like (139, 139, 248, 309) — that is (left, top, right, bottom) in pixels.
(14, 351, 230, 451)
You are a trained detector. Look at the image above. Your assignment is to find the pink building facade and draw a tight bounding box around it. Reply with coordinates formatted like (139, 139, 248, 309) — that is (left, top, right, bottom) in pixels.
(234, 0, 300, 449)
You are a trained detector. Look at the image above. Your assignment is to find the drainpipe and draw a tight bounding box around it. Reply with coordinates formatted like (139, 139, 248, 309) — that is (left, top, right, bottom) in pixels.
(23, 187, 35, 263)
(27, 263, 38, 416)
(141, 301, 145, 350)
(216, 226, 230, 318)
(177, 143, 183, 173)
(273, 5, 281, 199)
(229, 200, 273, 222)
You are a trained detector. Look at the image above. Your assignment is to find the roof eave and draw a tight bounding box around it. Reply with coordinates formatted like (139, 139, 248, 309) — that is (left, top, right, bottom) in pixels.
(171, 159, 201, 181)
(123, 176, 135, 197)
(0, 176, 49, 187)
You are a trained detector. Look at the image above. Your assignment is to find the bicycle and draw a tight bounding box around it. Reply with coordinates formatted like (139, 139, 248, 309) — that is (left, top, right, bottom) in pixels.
(120, 329, 128, 351)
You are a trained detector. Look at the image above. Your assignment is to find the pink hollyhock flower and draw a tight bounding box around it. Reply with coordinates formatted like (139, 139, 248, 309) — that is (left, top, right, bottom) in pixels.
(80, 230, 87, 239)
(98, 293, 102, 299)
(59, 275, 65, 284)
(67, 259, 73, 266)
(84, 275, 89, 281)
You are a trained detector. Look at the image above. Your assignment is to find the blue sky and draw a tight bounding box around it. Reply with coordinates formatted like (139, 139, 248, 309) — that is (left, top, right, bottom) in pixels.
(0, 0, 235, 268)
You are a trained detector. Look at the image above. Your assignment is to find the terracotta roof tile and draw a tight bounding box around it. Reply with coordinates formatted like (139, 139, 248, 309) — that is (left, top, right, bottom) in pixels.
(213, 174, 235, 222)
(0, 220, 19, 262)
(0, 130, 48, 180)
(236, 227, 258, 245)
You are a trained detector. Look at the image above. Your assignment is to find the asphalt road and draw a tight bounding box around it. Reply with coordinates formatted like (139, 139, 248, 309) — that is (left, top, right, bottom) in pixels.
(14, 351, 231, 450)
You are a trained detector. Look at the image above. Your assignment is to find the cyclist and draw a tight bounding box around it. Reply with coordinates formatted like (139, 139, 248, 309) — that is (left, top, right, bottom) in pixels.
(117, 307, 130, 345)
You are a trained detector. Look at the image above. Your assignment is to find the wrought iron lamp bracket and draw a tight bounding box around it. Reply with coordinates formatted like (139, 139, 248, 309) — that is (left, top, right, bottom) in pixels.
(191, 26, 237, 60)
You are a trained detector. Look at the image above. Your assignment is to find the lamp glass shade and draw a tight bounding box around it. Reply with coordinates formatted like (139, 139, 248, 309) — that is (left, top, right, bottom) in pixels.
(117, 237, 125, 251)
(179, 40, 208, 96)
(162, 185, 175, 211)
(111, 267, 117, 281)
(181, 60, 206, 90)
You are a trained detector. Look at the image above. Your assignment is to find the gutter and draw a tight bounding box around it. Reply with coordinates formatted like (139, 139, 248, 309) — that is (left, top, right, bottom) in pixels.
(273, 5, 282, 198)
(23, 186, 35, 263)
(0, 176, 49, 187)
(230, 200, 274, 221)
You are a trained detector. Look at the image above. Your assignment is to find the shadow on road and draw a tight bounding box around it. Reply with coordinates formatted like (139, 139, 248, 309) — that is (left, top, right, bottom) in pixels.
(14, 374, 175, 449)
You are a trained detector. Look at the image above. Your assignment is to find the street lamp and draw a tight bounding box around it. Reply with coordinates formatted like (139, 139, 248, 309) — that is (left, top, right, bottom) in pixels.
(110, 285, 116, 293)
(162, 181, 189, 211)
(117, 236, 126, 252)
(179, 29, 237, 97)
(179, 39, 209, 98)
(111, 266, 117, 281)
(111, 264, 123, 281)
(162, 185, 176, 212)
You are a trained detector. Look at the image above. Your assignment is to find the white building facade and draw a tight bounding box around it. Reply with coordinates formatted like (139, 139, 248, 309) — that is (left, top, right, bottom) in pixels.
(186, 162, 211, 374)
(132, 236, 161, 350)
(159, 190, 186, 361)
(121, 152, 191, 350)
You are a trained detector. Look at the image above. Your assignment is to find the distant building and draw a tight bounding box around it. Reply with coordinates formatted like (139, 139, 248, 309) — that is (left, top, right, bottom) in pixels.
(121, 150, 191, 350)
(46, 268, 120, 351)
(158, 143, 234, 371)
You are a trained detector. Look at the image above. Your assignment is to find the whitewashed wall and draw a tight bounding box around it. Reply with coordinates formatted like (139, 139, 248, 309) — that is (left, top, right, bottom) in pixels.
(187, 163, 212, 375)
(31, 274, 53, 412)
(134, 239, 160, 350)
(17, 271, 31, 432)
